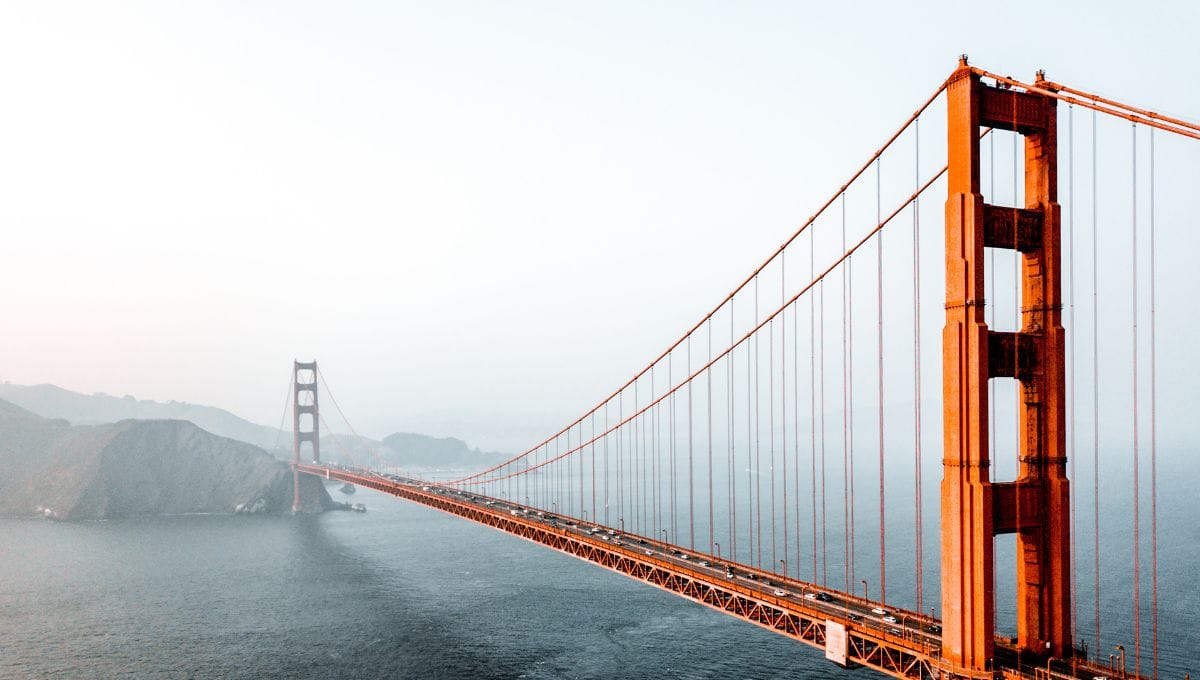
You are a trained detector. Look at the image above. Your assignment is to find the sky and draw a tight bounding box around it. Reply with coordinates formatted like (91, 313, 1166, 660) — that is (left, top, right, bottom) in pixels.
(0, 1, 1196, 452)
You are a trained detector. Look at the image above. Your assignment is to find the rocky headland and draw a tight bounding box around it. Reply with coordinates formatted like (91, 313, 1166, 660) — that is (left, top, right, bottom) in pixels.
(0, 399, 337, 520)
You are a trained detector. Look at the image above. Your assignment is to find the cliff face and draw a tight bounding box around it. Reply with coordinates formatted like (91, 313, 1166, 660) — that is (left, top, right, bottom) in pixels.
(0, 400, 334, 520)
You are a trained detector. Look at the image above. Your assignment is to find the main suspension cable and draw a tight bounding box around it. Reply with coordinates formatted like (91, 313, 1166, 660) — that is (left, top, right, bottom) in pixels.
(449, 79, 954, 486)
(454, 161, 957, 488)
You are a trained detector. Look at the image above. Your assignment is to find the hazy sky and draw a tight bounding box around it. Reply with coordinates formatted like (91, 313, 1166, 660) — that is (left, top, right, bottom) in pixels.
(1, 1, 1196, 452)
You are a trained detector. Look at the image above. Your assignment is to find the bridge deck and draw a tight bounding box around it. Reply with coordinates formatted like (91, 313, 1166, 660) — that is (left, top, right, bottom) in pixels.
(297, 464, 1139, 680)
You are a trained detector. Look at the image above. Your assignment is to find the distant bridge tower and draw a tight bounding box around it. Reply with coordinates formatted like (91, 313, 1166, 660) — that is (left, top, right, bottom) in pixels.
(292, 360, 320, 513)
(940, 58, 1071, 676)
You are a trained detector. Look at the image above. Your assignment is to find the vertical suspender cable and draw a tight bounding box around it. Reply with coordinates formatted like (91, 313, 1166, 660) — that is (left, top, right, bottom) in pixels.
(756, 277, 764, 569)
(770, 312, 778, 572)
(781, 252, 789, 578)
(1068, 104, 1078, 643)
(811, 229, 818, 581)
(730, 300, 737, 559)
(744, 305, 753, 566)
(877, 157, 887, 602)
(618, 392, 624, 531)
(708, 318, 715, 555)
(604, 402, 610, 526)
(794, 269, 802, 579)
(651, 367, 658, 537)
(1092, 107, 1102, 655)
(820, 271, 828, 583)
(913, 117, 924, 614)
(1148, 127, 1159, 680)
(630, 385, 636, 531)
(591, 414, 596, 525)
(688, 336, 695, 550)
(670, 351, 677, 546)
(649, 369, 655, 535)
(640, 377, 646, 534)
(842, 191, 851, 593)
(1130, 122, 1141, 677)
(847, 193, 856, 586)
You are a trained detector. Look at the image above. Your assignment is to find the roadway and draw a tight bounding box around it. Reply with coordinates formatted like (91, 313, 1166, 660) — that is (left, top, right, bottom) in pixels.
(299, 462, 1144, 680)
(392, 472, 942, 647)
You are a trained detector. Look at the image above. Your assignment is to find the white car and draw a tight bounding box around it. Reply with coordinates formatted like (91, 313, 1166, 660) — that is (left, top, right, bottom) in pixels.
(871, 607, 888, 615)
(644, 550, 654, 556)
(882, 615, 898, 623)
(773, 589, 787, 597)
(804, 592, 819, 600)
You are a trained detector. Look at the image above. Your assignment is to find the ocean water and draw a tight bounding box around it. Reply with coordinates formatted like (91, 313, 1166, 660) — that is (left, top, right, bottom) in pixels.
(1, 489, 835, 680)
(1, 478, 1195, 679)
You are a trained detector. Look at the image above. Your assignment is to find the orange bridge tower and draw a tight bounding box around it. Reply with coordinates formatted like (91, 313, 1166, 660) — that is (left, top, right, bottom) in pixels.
(939, 58, 1072, 676)
(292, 360, 321, 513)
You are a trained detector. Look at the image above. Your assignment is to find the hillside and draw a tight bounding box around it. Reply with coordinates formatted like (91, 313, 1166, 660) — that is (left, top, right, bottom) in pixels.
(0, 383, 286, 454)
(0, 399, 335, 520)
(0, 382, 511, 473)
(379, 432, 509, 470)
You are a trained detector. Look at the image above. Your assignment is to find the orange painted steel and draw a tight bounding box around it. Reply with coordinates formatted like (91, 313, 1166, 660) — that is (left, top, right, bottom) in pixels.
(940, 59, 1072, 677)
(970, 67, 1200, 141)
(291, 360, 320, 513)
(297, 464, 1144, 680)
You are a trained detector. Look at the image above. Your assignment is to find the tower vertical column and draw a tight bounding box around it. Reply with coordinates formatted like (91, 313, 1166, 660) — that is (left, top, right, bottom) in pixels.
(940, 59, 1072, 675)
(1013, 71, 1072, 659)
(292, 360, 320, 513)
(940, 60, 995, 677)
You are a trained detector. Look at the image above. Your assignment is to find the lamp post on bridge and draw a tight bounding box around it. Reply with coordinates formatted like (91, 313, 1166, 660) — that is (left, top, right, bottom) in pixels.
(1114, 645, 1126, 677)
(619, 517, 624, 533)
(582, 510, 588, 523)
(861, 579, 869, 601)
(778, 559, 786, 576)
(713, 542, 722, 562)
(660, 529, 668, 544)
(551, 502, 557, 514)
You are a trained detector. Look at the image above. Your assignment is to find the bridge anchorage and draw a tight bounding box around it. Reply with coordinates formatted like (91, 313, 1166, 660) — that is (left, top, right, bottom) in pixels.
(292, 58, 1196, 679)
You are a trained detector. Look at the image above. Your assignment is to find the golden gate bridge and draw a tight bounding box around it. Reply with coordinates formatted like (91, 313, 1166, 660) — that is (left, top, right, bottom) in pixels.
(286, 58, 1197, 679)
